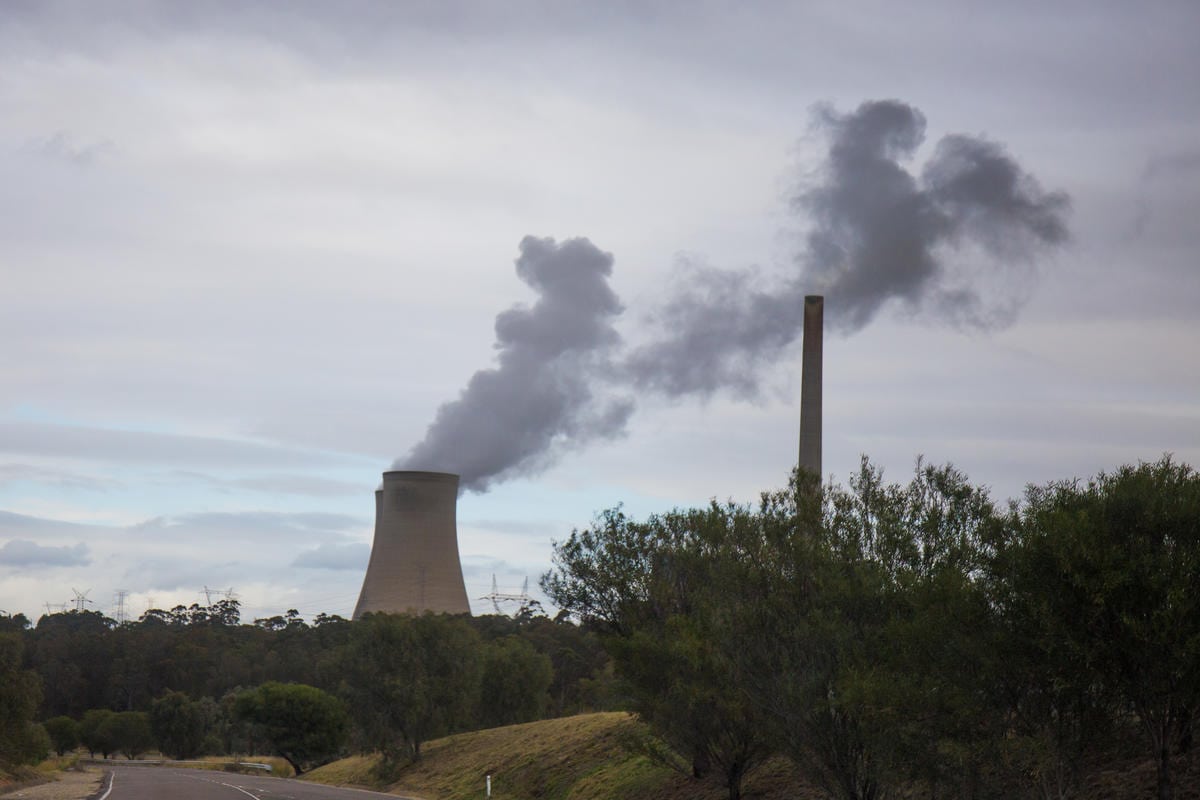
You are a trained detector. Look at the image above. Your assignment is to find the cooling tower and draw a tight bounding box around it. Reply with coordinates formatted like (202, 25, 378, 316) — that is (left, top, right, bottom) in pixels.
(352, 470, 471, 618)
(798, 295, 823, 476)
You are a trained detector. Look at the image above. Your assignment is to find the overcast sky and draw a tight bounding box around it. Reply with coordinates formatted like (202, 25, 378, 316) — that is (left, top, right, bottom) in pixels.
(3, 1, 1198, 623)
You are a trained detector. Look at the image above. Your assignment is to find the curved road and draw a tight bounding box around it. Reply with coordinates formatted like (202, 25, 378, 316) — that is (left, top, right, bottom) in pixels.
(101, 766, 419, 800)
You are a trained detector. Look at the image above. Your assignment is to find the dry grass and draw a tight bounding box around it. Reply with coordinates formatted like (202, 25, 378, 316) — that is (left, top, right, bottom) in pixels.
(303, 714, 1200, 800)
(307, 712, 660, 800)
(304, 713, 820, 800)
(190, 755, 295, 777)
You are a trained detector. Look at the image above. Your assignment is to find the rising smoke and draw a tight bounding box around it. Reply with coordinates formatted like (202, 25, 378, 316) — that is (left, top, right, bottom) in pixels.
(625, 99, 1070, 397)
(401, 100, 1071, 491)
(397, 235, 633, 492)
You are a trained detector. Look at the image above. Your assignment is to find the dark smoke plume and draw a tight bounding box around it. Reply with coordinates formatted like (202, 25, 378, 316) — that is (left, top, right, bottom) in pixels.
(400, 100, 1070, 491)
(625, 99, 1070, 398)
(397, 236, 632, 493)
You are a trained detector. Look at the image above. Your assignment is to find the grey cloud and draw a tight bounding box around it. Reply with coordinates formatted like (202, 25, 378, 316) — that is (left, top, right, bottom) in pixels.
(131, 510, 365, 541)
(167, 470, 367, 498)
(116, 557, 238, 596)
(23, 131, 115, 167)
(625, 99, 1071, 397)
(0, 539, 90, 567)
(0, 508, 365, 549)
(399, 236, 633, 492)
(1143, 150, 1200, 182)
(461, 518, 562, 538)
(0, 422, 352, 469)
(0, 463, 122, 492)
(0, 510, 105, 536)
(291, 542, 370, 571)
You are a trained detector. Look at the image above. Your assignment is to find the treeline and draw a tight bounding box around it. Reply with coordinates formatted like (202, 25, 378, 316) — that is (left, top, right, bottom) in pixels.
(0, 600, 614, 774)
(4, 456, 1198, 798)
(543, 456, 1200, 800)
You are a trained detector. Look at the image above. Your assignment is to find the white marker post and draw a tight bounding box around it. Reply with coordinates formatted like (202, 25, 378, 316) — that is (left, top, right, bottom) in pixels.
(486, 774, 492, 797)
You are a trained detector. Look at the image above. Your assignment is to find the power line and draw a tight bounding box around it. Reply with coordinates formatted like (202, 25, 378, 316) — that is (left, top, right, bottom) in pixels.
(477, 575, 532, 615)
(70, 588, 93, 613)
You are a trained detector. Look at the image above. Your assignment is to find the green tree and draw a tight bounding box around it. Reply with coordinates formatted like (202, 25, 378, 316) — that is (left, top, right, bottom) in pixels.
(341, 613, 482, 763)
(25, 611, 114, 718)
(5, 724, 50, 767)
(150, 691, 207, 760)
(1005, 457, 1200, 800)
(42, 715, 79, 756)
(515, 614, 612, 716)
(234, 682, 347, 775)
(544, 503, 775, 800)
(479, 636, 553, 728)
(546, 460, 1008, 800)
(732, 461, 1005, 800)
(78, 709, 115, 758)
(0, 632, 45, 768)
(98, 711, 154, 760)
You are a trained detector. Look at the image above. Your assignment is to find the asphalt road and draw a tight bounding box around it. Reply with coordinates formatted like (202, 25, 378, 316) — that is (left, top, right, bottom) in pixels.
(102, 766, 419, 800)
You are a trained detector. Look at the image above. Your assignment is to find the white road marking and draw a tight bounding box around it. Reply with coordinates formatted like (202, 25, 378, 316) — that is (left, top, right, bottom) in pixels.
(220, 782, 262, 799)
(97, 772, 115, 800)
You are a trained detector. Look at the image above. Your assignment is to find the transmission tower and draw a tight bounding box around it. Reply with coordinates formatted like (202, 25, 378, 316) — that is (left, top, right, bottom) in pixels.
(113, 590, 130, 624)
(70, 588, 93, 612)
(44, 602, 67, 615)
(477, 575, 532, 615)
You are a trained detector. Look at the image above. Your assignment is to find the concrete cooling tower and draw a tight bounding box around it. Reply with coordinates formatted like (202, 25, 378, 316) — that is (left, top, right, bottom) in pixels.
(352, 470, 471, 618)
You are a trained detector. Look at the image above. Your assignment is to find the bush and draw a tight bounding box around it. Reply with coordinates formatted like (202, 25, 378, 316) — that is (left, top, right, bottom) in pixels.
(150, 691, 206, 759)
(43, 716, 79, 756)
(8, 723, 51, 766)
(233, 683, 346, 775)
(98, 712, 154, 760)
(78, 710, 115, 758)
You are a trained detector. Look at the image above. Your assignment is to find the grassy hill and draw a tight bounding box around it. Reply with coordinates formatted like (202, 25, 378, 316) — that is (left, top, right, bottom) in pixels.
(302, 712, 814, 800)
(303, 712, 1200, 800)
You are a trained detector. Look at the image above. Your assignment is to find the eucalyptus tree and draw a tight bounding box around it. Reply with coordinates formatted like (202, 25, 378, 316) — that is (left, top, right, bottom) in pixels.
(1003, 457, 1200, 800)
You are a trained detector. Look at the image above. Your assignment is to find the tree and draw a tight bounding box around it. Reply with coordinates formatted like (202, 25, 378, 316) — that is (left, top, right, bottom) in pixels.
(234, 682, 347, 775)
(0, 632, 46, 767)
(4, 724, 50, 767)
(1004, 457, 1200, 800)
(43, 716, 79, 756)
(544, 503, 776, 800)
(150, 691, 207, 760)
(545, 460, 1010, 800)
(479, 636, 553, 728)
(79, 709, 115, 758)
(731, 461, 1005, 800)
(25, 611, 114, 718)
(209, 599, 241, 627)
(340, 613, 482, 763)
(98, 711, 154, 760)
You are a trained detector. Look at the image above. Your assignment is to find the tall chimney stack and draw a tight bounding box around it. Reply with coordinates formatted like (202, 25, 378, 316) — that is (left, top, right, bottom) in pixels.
(798, 295, 823, 476)
(353, 471, 471, 618)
